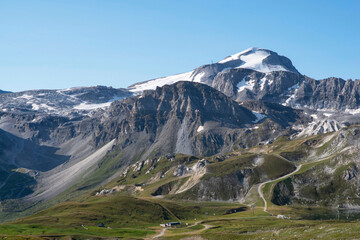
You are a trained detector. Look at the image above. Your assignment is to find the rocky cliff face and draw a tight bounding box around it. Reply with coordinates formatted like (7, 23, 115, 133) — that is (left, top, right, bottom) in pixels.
(288, 77, 360, 110)
(212, 70, 303, 103)
(94, 81, 257, 160)
(241, 100, 309, 127)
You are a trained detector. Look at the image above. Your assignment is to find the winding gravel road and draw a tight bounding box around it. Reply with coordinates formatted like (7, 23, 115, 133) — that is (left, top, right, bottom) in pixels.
(152, 228, 165, 239)
(258, 164, 302, 212)
(257, 153, 337, 212)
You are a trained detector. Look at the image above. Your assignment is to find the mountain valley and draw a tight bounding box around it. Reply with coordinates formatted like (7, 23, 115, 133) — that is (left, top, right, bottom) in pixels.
(2, 47, 360, 239)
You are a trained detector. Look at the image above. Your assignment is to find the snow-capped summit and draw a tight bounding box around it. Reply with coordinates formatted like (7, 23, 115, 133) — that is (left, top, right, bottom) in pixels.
(218, 47, 299, 73)
(128, 47, 299, 93)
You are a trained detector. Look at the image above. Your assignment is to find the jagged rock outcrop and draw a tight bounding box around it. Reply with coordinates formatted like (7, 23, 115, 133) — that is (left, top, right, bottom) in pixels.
(182, 169, 253, 201)
(290, 77, 360, 110)
(272, 178, 294, 205)
(212, 70, 303, 103)
(94, 81, 257, 159)
(241, 100, 309, 127)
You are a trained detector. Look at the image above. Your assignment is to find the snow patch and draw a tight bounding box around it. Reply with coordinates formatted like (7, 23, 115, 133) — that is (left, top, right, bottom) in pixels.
(284, 96, 295, 105)
(252, 111, 267, 123)
(310, 114, 318, 120)
(30, 102, 55, 112)
(20, 94, 33, 100)
(260, 76, 268, 90)
(288, 83, 300, 90)
(129, 71, 194, 92)
(197, 126, 204, 133)
(31, 103, 40, 110)
(219, 47, 289, 73)
(74, 96, 124, 110)
(193, 72, 205, 82)
(282, 83, 301, 107)
(221, 67, 232, 72)
(74, 102, 112, 110)
(237, 77, 256, 92)
(345, 109, 360, 115)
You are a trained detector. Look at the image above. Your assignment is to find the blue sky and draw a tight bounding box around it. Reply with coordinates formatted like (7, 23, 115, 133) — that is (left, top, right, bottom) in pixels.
(1, 0, 359, 92)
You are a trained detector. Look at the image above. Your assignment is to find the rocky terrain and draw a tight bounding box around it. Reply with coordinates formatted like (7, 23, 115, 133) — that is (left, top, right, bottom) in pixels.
(272, 126, 360, 207)
(0, 85, 132, 117)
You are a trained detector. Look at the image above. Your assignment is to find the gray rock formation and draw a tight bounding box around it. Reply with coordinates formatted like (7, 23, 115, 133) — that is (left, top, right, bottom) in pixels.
(290, 77, 360, 110)
(94, 81, 257, 160)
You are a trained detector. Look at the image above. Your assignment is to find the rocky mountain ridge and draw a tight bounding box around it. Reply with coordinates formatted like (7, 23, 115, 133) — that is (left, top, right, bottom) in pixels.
(129, 48, 360, 112)
(3, 48, 360, 118)
(0, 85, 132, 117)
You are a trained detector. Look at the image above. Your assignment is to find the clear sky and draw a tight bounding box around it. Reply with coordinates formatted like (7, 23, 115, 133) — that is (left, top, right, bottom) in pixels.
(1, 0, 359, 92)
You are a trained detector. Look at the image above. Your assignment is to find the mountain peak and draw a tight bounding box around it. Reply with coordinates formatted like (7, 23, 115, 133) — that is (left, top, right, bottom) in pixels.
(128, 47, 299, 93)
(218, 47, 299, 74)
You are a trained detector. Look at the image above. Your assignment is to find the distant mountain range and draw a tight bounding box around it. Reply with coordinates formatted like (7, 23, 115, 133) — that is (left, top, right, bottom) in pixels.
(0, 86, 132, 117)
